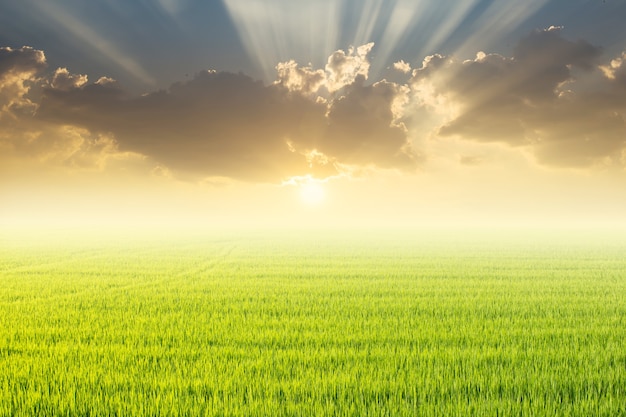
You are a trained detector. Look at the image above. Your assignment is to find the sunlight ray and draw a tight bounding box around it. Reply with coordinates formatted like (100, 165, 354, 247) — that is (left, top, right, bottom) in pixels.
(221, 0, 513, 82)
(33, 1, 155, 85)
(452, 0, 551, 58)
(222, 0, 342, 80)
(418, 0, 481, 57)
(349, 0, 386, 47)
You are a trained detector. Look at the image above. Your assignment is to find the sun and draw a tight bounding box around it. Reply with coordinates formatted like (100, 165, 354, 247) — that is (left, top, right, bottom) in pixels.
(299, 181, 326, 205)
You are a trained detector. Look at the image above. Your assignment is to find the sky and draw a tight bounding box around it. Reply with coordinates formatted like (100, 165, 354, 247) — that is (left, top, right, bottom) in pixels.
(1, 0, 626, 230)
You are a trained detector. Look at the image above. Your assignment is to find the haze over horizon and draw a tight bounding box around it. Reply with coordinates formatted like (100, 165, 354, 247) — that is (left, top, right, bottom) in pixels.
(2, 0, 626, 230)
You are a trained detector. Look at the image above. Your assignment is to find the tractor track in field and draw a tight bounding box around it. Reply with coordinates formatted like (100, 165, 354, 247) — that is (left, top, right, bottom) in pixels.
(92, 239, 241, 295)
(0, 239, 241, 305)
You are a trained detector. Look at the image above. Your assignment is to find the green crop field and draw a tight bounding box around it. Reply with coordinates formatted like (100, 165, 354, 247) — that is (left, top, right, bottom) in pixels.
(1, 230, 625, 416)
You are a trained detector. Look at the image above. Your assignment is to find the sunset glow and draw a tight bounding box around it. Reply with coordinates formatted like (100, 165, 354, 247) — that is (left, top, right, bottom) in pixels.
(2, 3, 626, 414)
(299, 180, 326, 206)
(0, 1, 625, 231)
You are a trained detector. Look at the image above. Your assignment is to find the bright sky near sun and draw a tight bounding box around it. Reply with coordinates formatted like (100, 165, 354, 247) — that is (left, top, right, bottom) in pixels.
(1, 0, 626, 230)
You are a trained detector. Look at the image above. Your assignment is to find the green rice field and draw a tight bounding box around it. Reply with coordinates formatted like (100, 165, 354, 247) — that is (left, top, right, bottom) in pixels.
(0, 230, 625, 416)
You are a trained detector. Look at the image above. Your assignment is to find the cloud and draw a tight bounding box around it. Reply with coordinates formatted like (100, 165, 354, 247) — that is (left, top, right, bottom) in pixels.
(2, 30, 626, 184)
(528, 96, 626, 167)
(393, 60, 411, 74)
(37, 70, 318, 181)
(0, 46, 46, 78)
(274, 60, 326, 95)
(33, 44, 418, 182)
(0, 48, 141, 173)
(321, 76, 417, 168)
(600, 51, 626, 89)
(0, 46, 46, 118)
(325, 42, 375, 92)
(50, 68, 88, 91)
(0, 118, 141, 175)
(410, 27, 626, 168)
(414, 27, 601, 109)
(274, 42, 379, 95)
